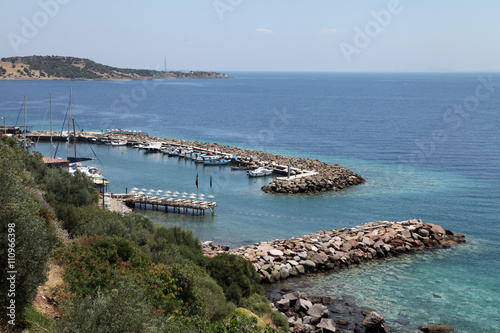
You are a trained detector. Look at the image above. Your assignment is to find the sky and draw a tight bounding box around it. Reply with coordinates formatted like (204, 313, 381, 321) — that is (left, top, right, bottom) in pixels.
(1, 0, 499, 72)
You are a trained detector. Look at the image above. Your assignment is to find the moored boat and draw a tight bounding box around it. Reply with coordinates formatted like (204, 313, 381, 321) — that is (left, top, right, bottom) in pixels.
(204, 158, 229, 166)
(247, 167, 273, 177)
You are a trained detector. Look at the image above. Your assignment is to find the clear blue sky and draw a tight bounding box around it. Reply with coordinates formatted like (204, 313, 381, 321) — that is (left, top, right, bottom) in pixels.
(1, 0, 499, 72)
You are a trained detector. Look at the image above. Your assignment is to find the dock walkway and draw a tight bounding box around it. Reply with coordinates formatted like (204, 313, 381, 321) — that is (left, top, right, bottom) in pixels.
(112, 193, 217, 216)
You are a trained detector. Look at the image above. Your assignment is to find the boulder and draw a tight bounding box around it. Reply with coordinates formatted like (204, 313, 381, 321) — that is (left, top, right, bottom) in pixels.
(419, 324, 455, 333)
(317, 318, 338, 333)
(303, 260, 316, 271)
(362, 311, 387, 333)
(294, 298, 313, 313)
(270, 249, 284, 256)
(280, 268, 290, 279)
(306, 303, 329, 323)
(418, 229, 430, 237)
(276, 298, 290, 312)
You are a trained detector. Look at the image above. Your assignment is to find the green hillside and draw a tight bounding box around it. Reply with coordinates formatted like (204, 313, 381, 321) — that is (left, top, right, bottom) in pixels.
(0, 56, 231, 80)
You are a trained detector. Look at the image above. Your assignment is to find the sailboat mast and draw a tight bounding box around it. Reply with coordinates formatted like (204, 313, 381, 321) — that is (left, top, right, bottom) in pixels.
(23, 96, 27, 149)
(50, 94, 53, 158)
(73, 118, 77, 159)
(67, 88, 72, 158)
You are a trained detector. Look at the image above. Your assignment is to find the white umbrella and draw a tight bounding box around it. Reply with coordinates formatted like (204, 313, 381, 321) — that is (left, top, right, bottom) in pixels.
(149, 189, 155, 193)
(129, 190, 136, 194)
(207, 195, 214, 198)
(131, 187, 139, 191)
(198, 194, 205, 197)
(137, 191, 145, 195)
(173, 191, 180, 195)
(156, 190, 163, 193)
(140, 188, 148, 191)
(162, 193, 171, 197)
(181, 192, 188, 195)
(165, 190, 172, 194)
(189, 193, 196, 196)
(188, 195, 197, 199)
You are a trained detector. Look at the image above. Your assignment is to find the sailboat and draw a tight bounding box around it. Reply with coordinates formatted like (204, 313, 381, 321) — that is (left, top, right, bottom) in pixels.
(65, 88, 93, 163)
(61, 89, 109, 187)
(19, 96, 32, 149)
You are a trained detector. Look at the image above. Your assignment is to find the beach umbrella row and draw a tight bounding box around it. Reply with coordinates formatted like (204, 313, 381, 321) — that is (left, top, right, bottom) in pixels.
(129, 188, 214, 200)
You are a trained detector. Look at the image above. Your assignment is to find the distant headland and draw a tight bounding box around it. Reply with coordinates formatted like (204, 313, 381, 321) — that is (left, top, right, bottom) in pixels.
(0, 56, 231, 80)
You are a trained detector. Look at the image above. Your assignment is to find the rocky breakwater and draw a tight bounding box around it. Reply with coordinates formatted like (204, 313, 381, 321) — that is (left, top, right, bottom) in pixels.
(261, 162, 364, 194)
(203, 220, 466, 284)
(146, 137, 365, 194)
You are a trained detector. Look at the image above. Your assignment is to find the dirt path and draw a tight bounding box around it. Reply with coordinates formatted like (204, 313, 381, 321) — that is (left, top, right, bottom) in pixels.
(32, 261, 64, 320)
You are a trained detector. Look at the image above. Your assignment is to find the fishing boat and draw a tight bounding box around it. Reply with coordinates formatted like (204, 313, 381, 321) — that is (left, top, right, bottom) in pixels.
(110, 140, 127, 146)
(143, 142, 162, 153)
(247, 167, 273, 177)
(204, 158, 229, 166)
(231, 164, 258, 171)
(168, 149, 179, 156)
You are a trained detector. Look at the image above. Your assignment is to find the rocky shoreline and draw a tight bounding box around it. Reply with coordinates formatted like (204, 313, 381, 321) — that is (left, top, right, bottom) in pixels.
(203, 219, 466, 284)
(266, 290, 456, 332)
(268, 290, 387, 333)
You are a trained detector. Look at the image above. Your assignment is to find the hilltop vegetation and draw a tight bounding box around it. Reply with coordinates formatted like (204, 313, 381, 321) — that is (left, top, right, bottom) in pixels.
(0, 56, 231, 80)
(0, 137, 286, 333)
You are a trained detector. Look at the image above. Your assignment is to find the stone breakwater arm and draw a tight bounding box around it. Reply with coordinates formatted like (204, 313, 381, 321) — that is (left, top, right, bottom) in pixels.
(203, 219, 466, 284)
(147, 137, 365, 194)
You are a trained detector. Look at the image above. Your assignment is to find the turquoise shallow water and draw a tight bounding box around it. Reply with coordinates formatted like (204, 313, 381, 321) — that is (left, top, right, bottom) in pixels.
(3, 72, 499, 332)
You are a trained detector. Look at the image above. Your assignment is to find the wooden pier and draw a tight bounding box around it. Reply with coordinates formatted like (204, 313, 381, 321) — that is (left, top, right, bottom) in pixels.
(114, 193, 217, 216)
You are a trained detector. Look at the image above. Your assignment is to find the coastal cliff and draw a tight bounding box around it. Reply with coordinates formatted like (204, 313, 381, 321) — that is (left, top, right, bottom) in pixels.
(0, 56, 231, 80)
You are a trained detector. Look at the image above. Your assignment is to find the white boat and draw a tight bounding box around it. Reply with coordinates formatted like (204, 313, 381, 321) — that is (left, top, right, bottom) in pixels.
(204, 158, 229, 166)
(69, 165, 108, 183)
(110, 140, 127, 146)
(247, 167, 273, 177)
(143, 142, 162, 153)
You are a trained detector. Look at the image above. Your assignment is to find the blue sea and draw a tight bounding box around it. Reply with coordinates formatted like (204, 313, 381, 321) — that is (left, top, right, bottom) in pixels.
(1, 72, 499, 332)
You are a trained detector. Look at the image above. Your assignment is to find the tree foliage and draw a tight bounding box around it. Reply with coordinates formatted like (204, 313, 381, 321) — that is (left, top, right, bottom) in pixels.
(0, 139, 56, 326)
(206, 254, 263, 305)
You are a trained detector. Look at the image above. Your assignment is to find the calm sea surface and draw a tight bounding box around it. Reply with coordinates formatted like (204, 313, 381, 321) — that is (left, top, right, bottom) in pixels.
(1, 72, 499, 332)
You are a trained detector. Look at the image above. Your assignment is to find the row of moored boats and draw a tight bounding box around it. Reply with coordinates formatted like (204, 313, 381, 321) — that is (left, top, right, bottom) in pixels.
(127, 142, 274, 177)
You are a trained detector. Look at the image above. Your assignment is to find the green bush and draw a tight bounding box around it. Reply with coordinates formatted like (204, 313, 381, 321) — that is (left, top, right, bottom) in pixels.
(195, 275, 236, 321)
(0, 145, 56, 327)
(22, 306, 55, 332)
(58, 281, 163, 333)
(58, 235, 151, 296)
(206, 254, 263, 305)
(58, 235, 186, 315)
(149, 226, 206, 266)
(242, 294, 289, 331)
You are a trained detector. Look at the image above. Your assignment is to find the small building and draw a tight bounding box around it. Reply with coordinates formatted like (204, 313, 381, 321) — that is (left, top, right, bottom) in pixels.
(1, 126, 21, 135)
(42, 157, 70, 170)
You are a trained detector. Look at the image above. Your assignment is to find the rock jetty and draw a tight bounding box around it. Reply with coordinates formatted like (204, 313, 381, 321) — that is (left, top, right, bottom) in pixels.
(168, 139, 365, 194)
(261, 164, 364, 194)
(203, 219, 466, 284)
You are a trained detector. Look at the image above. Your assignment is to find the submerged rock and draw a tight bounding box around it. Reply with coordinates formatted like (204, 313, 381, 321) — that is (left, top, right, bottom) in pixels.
(419, 324, 455, 333)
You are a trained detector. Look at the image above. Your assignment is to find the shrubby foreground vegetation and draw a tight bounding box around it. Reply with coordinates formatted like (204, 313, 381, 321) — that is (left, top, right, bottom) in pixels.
(0, 137, 287, 332)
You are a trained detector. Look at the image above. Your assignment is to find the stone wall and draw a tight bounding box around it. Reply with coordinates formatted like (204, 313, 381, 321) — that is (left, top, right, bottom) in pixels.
(203, 219, 466, 284)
